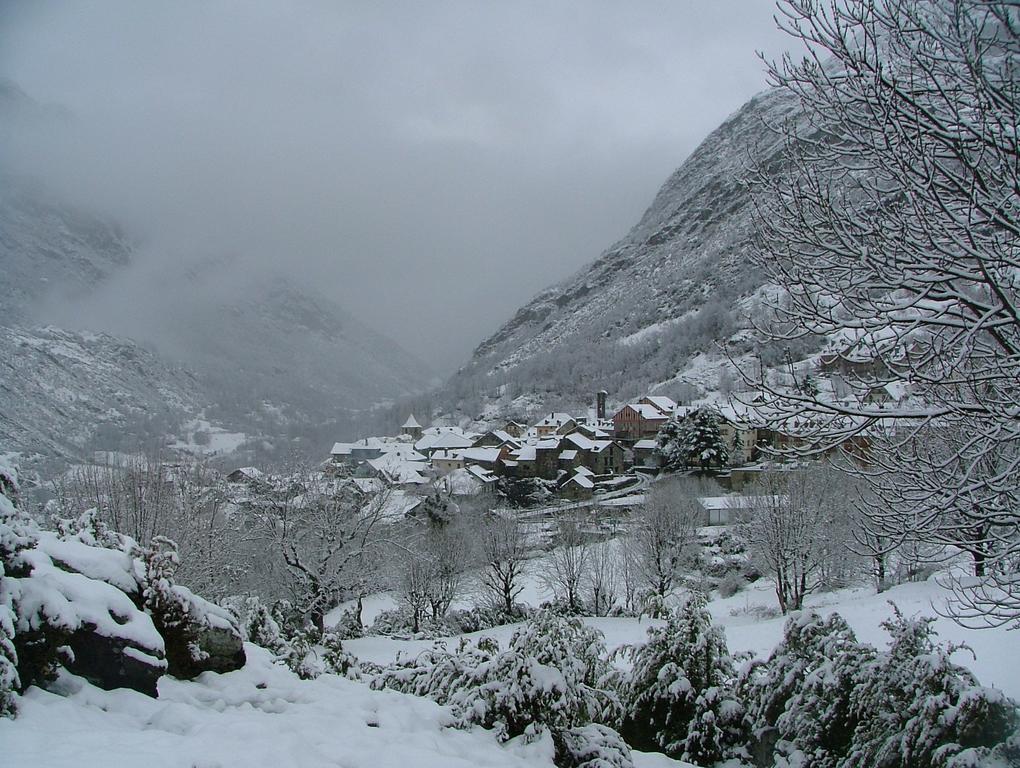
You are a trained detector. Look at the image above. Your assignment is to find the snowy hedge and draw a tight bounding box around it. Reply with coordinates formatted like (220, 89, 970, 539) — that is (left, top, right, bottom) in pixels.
(740, 607, 1020, 768)
(372, 611, 621, 744)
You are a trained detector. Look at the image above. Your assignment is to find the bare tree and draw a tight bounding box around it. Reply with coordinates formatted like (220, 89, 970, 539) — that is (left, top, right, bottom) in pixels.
(745, 0, 1020, 626)
(53, 450, 178, 545)
(479, 514, 529, 616)
(255, 472, 386, 633)
(586, 537, 619, 616)
(628, 479, 702, 600)
(741, 468, 856, 613)
(540, 514, 590, 613)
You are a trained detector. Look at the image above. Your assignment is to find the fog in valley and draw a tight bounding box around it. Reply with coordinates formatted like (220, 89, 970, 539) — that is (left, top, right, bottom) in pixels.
(0, 0, 791, 372)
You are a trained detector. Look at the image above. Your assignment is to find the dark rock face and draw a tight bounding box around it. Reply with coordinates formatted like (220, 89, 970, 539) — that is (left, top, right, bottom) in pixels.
(65, 626, 165, 698)
(151, 585, 246, 681)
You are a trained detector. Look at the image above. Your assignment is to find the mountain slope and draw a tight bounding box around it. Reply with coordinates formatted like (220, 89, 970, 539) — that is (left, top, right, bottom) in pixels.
(0, 325, 206, 465)
(447, 85, 805, 413)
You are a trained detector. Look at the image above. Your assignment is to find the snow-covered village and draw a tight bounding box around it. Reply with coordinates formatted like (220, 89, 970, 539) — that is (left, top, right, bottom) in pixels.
(2, 2, 1020, 767)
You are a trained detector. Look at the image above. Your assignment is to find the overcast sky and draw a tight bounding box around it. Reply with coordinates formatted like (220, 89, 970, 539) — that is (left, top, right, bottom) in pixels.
(0, 1, 792, 372)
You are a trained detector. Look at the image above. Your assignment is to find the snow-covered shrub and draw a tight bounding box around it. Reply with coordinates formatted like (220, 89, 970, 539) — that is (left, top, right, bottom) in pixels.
(0, 571, 16, 718)
(139, 537, 245, 679)
(225, 595, 289, 655)
(741, 607, 1020, 768)
(717, 571, 745, 598)
(844, 608, 1019, 768)
(373, 611, 618, 742)
(53, 509, 125, 551)
(0, 466, 25, 717)
(742, 611, 872, 767)
(320, 629, 364, 680)
(618, 591, 745, 763)
(277, 628, 320, 680)
(552, 723, 634, 768)
(330, 607, 364, 640)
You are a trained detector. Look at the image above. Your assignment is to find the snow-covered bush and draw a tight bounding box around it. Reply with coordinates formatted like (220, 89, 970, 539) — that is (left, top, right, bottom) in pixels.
(618, 591, 746, 763)
(741, 611, 872, 766)
(226, 595, 290, 655)
(552, 723, 634, 768)
(741, 607, 1020, 768)
(320, 629, 365, 679)
(717, 571, 745, 598)
(0, 463, 27, 717)
(845, 608, 1019, 768)
(373, 610, 618, 742)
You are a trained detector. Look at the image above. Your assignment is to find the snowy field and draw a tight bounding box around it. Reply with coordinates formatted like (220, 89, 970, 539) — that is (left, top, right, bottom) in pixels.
(341, 563, 1020, 702)
(1, 645, 693, 768)
(3, 541, 1015, 768)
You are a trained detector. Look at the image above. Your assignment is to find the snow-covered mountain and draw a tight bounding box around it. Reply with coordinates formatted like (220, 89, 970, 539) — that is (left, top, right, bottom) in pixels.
(0, 325, 206, 466)
(0, 178, 432, 462)
(444, 85, 807, 416)
(0, 83, 433, 463)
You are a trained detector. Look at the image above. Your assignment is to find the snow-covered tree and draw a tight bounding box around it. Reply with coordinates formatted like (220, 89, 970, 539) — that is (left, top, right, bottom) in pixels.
(586, 539, 618, 617)
(627, 479, 702, 600)
(0, 462, 26, 718)
(656, 408, 729, 471)
(618, 592, 745, 764)
(541, 515, 591, 614)
(747, 0, 1020, 625)
(741, 468, 855, 613)
(254, 473, 386, 633)
(479, 514, 529, 617)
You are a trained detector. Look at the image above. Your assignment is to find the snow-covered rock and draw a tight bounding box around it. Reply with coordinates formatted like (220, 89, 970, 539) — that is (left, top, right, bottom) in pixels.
(10, 538, 167, 696)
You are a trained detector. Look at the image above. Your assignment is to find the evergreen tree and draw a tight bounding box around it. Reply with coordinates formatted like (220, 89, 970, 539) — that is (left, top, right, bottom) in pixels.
(685, 408, 729, 470)
(656, 409, 729, 471)
(619, 592, 745, 762)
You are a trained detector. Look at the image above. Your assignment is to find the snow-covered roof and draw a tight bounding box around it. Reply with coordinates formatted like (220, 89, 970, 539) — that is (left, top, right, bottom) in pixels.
(564, 433, 595, 451)
(620, 403, 671, 420)
(380, 445, 427, 462)
(565, 472, 594, 489)
(436, 467, 483, 496)
(466, 464, 498, 484)
(368, 454, 429, 485)
(512, 446, 537, 462)
(559, 449, 578, 460)
(330, 442, 353, 456)
(416, 432, 474, 452)
(458, 447, 502, 464)
(590, 440, 616, 453)
(478, 429, 516, 445)
(351, 477, 385, 494)
(574, 466, 595, 478)
(633, 439, 658, 450)
(697, 494, 783, 510)
(401, 414, 423, 429)
(369, 490, 423, 522)
(430, 449, 464, 463)
(534, 412, 574, 428)
(536, 438, 562, 450)
(642, 395, 678, 415)
(228, 467, 263, 481)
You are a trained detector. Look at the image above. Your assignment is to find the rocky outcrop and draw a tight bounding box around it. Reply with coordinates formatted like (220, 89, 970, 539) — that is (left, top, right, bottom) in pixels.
(151, 584, 246, 680)
(5, 520, 245, 698)
(9, 539, 168, 697)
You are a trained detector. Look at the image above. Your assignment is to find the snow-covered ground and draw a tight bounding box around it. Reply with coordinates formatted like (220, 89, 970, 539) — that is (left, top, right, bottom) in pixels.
(1, 644, 690, 768)
(341, 560, 1020, 702)
(5, 536, 1015, 768)
(171, 418, 247, 456)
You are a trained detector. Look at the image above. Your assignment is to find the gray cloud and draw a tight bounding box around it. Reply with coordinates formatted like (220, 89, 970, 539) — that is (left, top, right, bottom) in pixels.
(0, 0, 792, 371)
